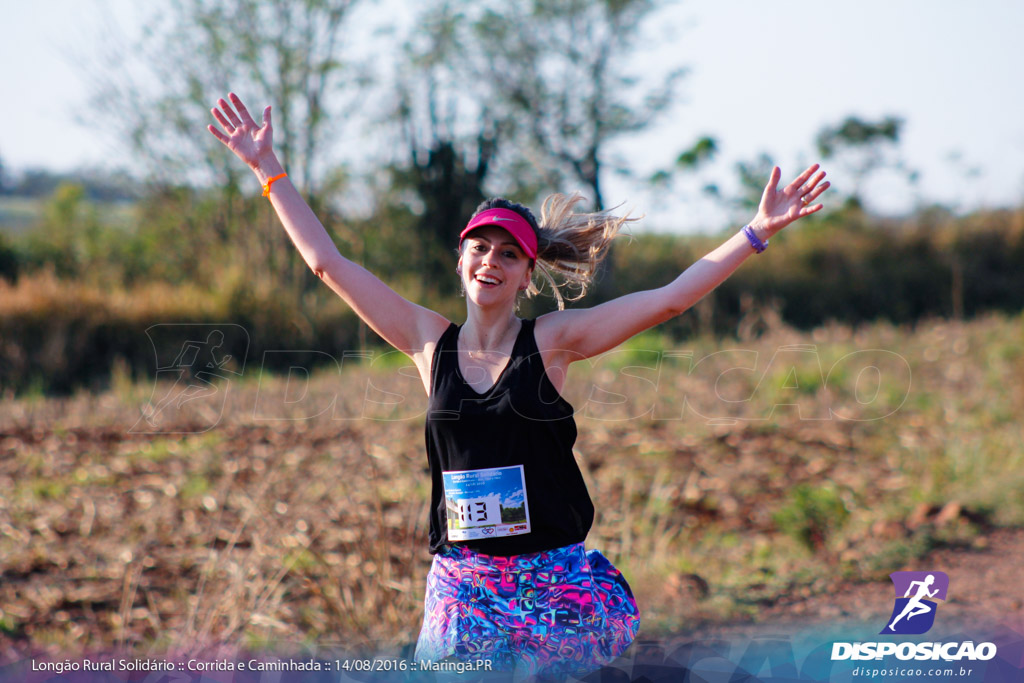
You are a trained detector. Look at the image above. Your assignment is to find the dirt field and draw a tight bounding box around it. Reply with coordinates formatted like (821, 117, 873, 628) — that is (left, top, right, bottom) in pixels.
(3, 314, 1023, 665)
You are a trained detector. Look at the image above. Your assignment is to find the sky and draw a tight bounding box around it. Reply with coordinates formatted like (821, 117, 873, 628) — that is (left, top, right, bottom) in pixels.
(3, 0, 1023, 233)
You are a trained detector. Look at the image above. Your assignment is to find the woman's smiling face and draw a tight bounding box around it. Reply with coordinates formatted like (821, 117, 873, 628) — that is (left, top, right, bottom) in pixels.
(458, 225, 533, 307)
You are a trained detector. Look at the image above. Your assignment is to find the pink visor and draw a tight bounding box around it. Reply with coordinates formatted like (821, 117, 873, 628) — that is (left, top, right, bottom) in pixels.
(459, 208, 538, 259)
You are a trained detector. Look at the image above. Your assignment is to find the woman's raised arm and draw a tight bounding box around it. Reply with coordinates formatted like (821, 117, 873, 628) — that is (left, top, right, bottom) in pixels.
(208, 93, 450, 366)
(536, 165, 830, 362)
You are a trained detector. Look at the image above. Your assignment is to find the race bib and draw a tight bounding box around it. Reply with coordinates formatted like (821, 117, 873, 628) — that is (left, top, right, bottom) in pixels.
(442, 465, 531, 541)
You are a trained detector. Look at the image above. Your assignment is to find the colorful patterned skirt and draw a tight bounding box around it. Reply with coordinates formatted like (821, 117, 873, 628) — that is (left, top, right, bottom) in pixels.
(414, 542, 640, 677)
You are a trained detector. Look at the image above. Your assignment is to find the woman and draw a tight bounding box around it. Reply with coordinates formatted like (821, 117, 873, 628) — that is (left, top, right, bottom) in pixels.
(208, 93, 828, 676)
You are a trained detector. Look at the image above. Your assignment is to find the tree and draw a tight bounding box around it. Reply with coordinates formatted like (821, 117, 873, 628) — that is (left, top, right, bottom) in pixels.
(384, 3, 506, 295)
(88, 0, 361, 198)
(85, 0, 364, 295)
(815, 115, 916, 207)
(733, 153, 776, 213)
(387, 0, 684, 305)
(0, 152, 8, 196)
(648, 134, 720, 207)
(482, 0, 684, 302)
(469, 0, 685, 212)
(674, 136, 718, 173)
(18, 183, 103, 281)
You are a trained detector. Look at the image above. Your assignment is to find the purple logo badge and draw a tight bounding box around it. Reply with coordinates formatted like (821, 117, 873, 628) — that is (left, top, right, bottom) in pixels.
(881, 571, 949, 635)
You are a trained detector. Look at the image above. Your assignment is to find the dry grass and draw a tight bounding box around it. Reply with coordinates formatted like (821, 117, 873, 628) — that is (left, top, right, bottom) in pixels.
(2, 310, 1022, 660)
(0, 267, 222, 320)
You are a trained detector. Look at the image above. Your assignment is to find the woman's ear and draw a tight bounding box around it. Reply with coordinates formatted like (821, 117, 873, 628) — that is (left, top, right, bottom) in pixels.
(519, 263, 534, 291)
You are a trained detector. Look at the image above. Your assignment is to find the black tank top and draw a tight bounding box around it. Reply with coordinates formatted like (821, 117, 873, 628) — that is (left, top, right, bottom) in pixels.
(425, 318, 594, 556)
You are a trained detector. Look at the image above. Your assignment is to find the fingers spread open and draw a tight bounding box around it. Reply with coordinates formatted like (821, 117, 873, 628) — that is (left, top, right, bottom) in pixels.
(229, 92, 257, 127)
(798, 180, 831, 214)
(218, 98, 243, 128)
(211, 107, 235, 133)
(800, 202, 824, 216)
(795, 172, 827, 205)
(801, 170, 827, 194)
(807, 180, 830, 201)
(208, 124, 230, 144)
(787, 164, 821, 194)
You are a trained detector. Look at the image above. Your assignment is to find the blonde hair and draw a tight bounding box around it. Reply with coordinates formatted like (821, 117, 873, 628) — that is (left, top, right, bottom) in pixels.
(530, 193, 637, 309)
(464, 193, 637, 309)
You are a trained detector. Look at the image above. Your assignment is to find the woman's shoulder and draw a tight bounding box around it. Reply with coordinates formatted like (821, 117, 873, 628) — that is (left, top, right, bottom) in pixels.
(531, 310, 574, 352)
(435, 320, 460, 348)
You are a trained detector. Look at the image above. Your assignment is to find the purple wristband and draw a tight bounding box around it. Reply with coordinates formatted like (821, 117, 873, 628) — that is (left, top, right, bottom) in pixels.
(743, 225, 768, 253)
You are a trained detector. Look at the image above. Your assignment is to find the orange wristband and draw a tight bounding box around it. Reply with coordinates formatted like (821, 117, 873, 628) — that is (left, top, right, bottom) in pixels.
(262, 173, 287, 197)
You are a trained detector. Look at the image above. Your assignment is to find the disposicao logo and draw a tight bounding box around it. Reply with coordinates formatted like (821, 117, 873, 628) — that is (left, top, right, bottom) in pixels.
(831, 570, 998, 663)
(881, 570, 948, 635)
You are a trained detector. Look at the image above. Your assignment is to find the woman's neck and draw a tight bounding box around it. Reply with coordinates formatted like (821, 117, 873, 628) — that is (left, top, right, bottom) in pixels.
(461, 307, 520, 352)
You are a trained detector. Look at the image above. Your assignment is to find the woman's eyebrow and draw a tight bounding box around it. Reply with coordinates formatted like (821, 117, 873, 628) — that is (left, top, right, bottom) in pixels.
(471, 235, 521, 250)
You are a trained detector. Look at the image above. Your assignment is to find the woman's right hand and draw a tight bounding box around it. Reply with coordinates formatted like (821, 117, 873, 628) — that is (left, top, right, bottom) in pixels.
(208, 93, 274, 170)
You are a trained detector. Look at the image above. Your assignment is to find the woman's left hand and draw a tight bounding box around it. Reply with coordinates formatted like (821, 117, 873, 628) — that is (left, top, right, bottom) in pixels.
(208, 93, 275, 172)
(750, 164, 830, 238)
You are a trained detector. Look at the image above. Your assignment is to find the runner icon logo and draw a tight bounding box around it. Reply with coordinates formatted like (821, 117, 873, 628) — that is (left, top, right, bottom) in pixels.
(880, 571, 949, 635)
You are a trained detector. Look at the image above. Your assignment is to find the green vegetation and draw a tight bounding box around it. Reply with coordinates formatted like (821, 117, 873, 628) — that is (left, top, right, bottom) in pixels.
(773, 484, 850, 552)
(1, 311, 1021, 656)
(2, 192, 1022, 398)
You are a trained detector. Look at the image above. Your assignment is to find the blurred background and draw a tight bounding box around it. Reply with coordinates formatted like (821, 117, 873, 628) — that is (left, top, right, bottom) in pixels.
(1, 0, 1023, 663)
(2, 0, 1023, 394)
